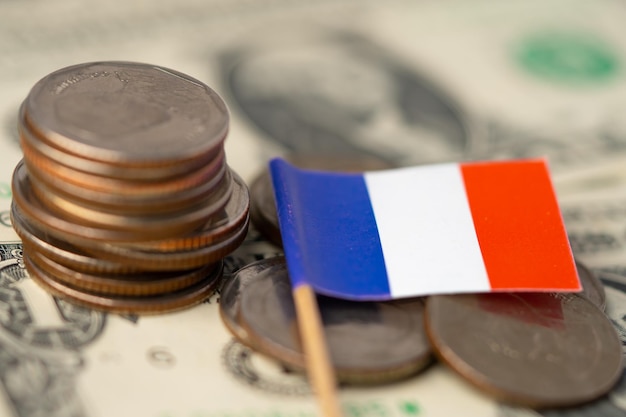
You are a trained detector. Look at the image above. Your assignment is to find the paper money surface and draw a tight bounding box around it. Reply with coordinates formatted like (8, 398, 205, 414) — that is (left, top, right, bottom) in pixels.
(1, 0, 625, 416)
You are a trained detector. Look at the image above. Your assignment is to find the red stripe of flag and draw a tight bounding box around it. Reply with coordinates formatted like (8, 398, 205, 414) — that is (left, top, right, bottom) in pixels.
(460, 160, 580, 291)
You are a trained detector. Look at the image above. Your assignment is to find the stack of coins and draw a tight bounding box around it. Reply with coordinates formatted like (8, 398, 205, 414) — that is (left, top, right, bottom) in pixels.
(11, 61, 249, 314)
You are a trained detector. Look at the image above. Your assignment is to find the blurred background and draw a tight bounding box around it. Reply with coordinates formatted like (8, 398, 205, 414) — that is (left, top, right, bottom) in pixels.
(1, 1, 626, 416)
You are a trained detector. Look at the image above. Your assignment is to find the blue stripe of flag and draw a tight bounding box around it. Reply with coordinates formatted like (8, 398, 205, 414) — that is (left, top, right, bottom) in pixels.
(270, 159, 391, 299)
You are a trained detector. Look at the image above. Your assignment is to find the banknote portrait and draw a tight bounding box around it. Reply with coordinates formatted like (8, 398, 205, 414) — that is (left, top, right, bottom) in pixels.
(220, 28, 475, 166)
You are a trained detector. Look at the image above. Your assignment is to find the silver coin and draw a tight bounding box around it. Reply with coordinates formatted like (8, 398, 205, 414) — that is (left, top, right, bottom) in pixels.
(237, 258, 432, 384)
(23, 61, 228, 169)
(425, 293, 623, 408)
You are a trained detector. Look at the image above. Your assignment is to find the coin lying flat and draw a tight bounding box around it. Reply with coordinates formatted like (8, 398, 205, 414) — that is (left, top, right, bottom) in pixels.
(25, 148, 228, 214)
(234, 257, 432, 384)
(19, 106, 224, 181)
(425, 293, 622, 407)
(576, 260, 606, 310)
(11, 204, 143, 275)
(219, 256, 287, 344)
(119, 172, 250, 251)
(250, 154, 393, 246)
(22, 61, 229, 172)
(13, 159, 237, 242)
(25, 254, 223, 315)
(28, 250, 219, 296)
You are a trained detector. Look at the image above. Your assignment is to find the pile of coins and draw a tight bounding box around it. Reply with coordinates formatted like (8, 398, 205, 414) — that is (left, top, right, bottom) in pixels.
(222, 255, 622, 406)
(224, 155, 623, 407)
(11, 61, 249, 314)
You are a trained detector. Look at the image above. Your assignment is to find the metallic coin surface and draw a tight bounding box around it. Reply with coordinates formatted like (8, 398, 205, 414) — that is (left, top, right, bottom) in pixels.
(25, 255, 223, 315)
(27, 250, 219, 296)
(19, 107, 224, 180)
(576, 260, 606, 310)
(22, 139, 226, 197)
(237, 258, 432, 384)
(219, 256, 287, 344)
(13, 161, 233, 241)
(84, 215, 249, 271)
(425, 293, 623, 407)
(122, 173, 250, 251)
(23, 61, 229, 168)
(250, 154, 393, 246)
(29, 165, 233, 232)
(25, 150, 228, 214)
(11, 203, 142, 275)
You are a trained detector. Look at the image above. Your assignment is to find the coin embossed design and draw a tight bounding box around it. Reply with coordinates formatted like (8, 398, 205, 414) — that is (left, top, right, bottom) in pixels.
(425, 293, 623, 407)
(23, 61, 229, 169)
(233, 257, 432, 384)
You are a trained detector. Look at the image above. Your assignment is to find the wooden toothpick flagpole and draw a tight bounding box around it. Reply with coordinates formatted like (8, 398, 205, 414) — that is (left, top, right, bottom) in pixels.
(293, 284, 343, 417)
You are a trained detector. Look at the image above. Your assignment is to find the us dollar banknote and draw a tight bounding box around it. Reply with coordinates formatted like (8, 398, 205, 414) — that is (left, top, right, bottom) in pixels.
(1, 0, 626, 416)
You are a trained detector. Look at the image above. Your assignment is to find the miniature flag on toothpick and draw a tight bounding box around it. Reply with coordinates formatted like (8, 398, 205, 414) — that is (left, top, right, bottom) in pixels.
(270, 158, 580, 300)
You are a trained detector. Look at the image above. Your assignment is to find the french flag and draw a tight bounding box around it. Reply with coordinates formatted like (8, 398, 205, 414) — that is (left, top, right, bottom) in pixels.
(270, 158, 580, 300)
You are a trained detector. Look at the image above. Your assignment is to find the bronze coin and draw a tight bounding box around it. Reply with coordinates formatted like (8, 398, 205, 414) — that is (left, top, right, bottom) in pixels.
(22, 135, 227, 196)
(118, 172, 250, 251)
(27, 165, 234, 233)
(27, 250, 219, 296)
(250, 154, 393, 247)
(425, 293, 623, 407)
(11, 203, 143, 275)
(83, 215, 249, 271)
(219, 256, 287, 345)
(576, 260, 606, 310)
(237, 258, 432, 384)
(12, 160, 233, 242)
(19, 108, 225, 181)
(25, 254, 223, 314)
(22, 62, 228, 171)
(23, 137, 228, 214)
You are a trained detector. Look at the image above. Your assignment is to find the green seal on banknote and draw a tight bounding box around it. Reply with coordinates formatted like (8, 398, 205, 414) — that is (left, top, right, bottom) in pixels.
(516, 31, 619, 84)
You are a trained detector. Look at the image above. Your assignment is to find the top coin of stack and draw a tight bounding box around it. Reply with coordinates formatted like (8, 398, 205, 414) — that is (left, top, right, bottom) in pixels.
(11, 61, 249, 314)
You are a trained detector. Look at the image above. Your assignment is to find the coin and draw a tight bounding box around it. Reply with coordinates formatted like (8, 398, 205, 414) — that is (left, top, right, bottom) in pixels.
(219, 256, 287, 344)
(84, 216, 248, 271)
(236, 257, 433, 384)
(250, 154, 393, 246)
(25, 154, 229, 214)
(27, 250, 219, 296)
(19, 106, 224, 182)
(28, 165, 233, 233)
(11, 203, 142, 275)
(425, 293, 623, 407)
(22, 61, 228, 172)
(14, 61, 249, 315)
(25, 254, 223, 315)
(121, 173, 250, 251)
(576, 260, 606, 310)
(12, 160, 233, 241)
